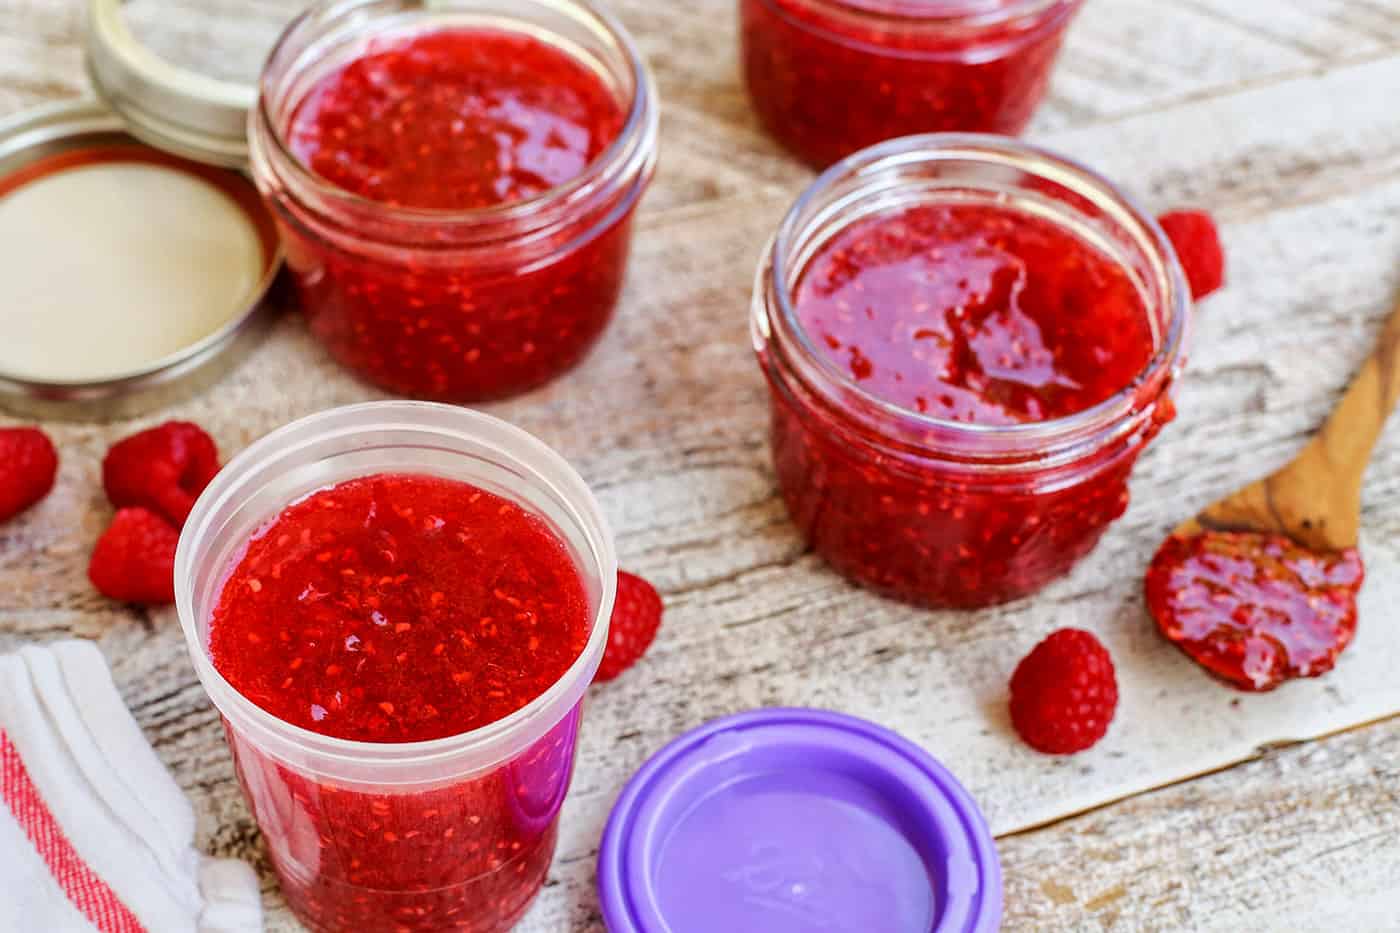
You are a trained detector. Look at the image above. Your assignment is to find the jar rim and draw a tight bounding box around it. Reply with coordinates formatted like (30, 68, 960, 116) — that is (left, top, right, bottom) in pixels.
(251, 0, 658, 227)
(759, 133, 1191, 461)
(174, 401, 617, 776)
(769, 0, 1076, 29)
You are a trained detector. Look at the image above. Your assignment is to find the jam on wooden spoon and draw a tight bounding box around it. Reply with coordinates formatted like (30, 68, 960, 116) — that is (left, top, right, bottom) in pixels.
(1147, 293, 1400, 690)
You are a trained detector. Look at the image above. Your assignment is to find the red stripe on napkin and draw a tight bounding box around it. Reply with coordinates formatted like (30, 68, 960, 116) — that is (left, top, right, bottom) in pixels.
(0, 729, 148, 933)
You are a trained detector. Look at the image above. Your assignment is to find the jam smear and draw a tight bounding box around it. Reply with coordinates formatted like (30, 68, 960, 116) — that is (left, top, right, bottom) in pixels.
(770, 201, 1168, 608)
(288, 29, 624, 211)
(271, 28, 636, 402)
(210, 474, 589, 931)
(796, 203, 1154, 425)
(742, 0, 1081, 168)
(1145, 531, 1364, 692)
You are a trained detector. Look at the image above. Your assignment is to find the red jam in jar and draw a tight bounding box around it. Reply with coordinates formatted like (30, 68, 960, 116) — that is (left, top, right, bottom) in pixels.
(286, 31, 625, 213)
(795, 203, 1153, 425)
(251, 3, 657, 401)
(209, 473, 589, 932)
(741, 0, 1083, 169)
(210, 474, 589, 743)
(753, 136, 1188, 608)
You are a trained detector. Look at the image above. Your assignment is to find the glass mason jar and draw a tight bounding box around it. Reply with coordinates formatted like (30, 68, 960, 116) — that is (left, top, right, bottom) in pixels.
(751, 134, 1190, 609)
(740, 0, 1084, 169)
(175, 401, 616, 933)
(249, 0, 659, 402)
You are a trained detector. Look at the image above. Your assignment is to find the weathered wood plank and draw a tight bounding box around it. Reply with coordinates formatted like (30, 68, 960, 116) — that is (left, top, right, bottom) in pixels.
(4, 2, 1400, 932)
(1175, 0, 1400, 61)
(998, 718, 1400, 932)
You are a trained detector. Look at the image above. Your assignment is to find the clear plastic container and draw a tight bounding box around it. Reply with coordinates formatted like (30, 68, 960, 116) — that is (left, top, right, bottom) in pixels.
(751, 134, 1190, 608)
(175, 401, 616, 932)
(741, 0, 1084, 168)
(249, 0, 659, 401)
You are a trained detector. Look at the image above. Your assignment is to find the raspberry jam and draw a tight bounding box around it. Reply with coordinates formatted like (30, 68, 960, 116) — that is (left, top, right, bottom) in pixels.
(741, 0, 1082, 168)
(1146, 531, 1365, 692)
(286, 31, 623, 212)
(795, 203, 1153, 425)
(251, 6, 657, 401)
(210, 475, 589, 742)
(753, 137, 1189, 608)
(209, 473, 590, 932)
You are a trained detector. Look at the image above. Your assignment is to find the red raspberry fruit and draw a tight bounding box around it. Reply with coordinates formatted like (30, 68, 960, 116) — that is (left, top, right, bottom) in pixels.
(102, 421, 220, 528)
(88, 507, 179, 605)
(0, 427, 58, 523)
(1009, 628, 1118, 755)
(1157, 209, 1225, 301)
(596, 571, 663, 682)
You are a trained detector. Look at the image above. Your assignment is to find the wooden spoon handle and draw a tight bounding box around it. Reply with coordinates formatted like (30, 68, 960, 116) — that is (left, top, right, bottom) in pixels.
(1259, 292, 1400, 550)
(1306, 293, 1400, 481)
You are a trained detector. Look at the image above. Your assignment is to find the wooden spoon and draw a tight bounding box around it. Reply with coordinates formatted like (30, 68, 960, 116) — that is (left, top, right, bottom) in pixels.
(1173, 292, 1400, 550)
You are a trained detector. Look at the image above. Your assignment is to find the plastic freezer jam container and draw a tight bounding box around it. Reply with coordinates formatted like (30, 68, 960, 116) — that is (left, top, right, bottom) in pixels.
(176, 402, 616, 933)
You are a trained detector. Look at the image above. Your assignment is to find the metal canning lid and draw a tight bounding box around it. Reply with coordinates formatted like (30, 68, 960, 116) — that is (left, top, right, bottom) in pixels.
(85, 0, 257, 168)
(598, 708, 1003, 933)
(0, 100, 283, 421)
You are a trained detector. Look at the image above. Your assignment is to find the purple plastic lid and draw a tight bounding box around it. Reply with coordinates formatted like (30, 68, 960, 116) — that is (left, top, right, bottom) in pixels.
(598, 708, 1002, 933)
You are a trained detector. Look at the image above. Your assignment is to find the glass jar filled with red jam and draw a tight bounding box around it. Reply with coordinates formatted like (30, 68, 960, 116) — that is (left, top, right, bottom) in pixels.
(175, 401, 616, 933)
(741, 0, 1083, 168)
(752, 134, 1190, 609)
(250, 0, 658, 401)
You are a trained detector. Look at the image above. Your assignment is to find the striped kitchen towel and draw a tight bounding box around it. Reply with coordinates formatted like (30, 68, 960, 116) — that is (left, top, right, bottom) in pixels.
(0, 640, 261, 932)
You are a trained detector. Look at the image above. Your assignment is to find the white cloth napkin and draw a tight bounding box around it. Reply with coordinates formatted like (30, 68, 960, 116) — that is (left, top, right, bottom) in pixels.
(0, 640, 262, 933)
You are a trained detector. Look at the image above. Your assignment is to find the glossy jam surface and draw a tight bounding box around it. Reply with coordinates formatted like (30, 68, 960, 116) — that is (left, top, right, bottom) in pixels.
(288, 30, 623, 210)
(741, 0, 1080, 168)
(210, 474, 590, 932)
(269, 28, 638, 401)
(1146, 531, 1364, 692)
(796, 203, 1153, 425)
(769, 202, 1169, 608)
(210, 473, 589, 742)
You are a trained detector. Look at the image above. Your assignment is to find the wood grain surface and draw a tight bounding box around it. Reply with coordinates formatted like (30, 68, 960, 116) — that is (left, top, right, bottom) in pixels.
(2, 1, 1400, 931)
(1184, 292, 1400, 550)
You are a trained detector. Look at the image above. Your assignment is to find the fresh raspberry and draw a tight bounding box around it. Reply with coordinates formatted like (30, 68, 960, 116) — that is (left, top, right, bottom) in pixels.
(0, 427, 58, 523)
(1157, 210, 1225, 300)
(1009, 628, 1118, 755)
(102, 421, 220, 528)
(88, 507, 179, 605)
(595, 571, 663, 682)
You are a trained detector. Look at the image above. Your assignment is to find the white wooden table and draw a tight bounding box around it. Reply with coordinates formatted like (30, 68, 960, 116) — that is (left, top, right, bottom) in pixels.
(3, 1, 1400, 930)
